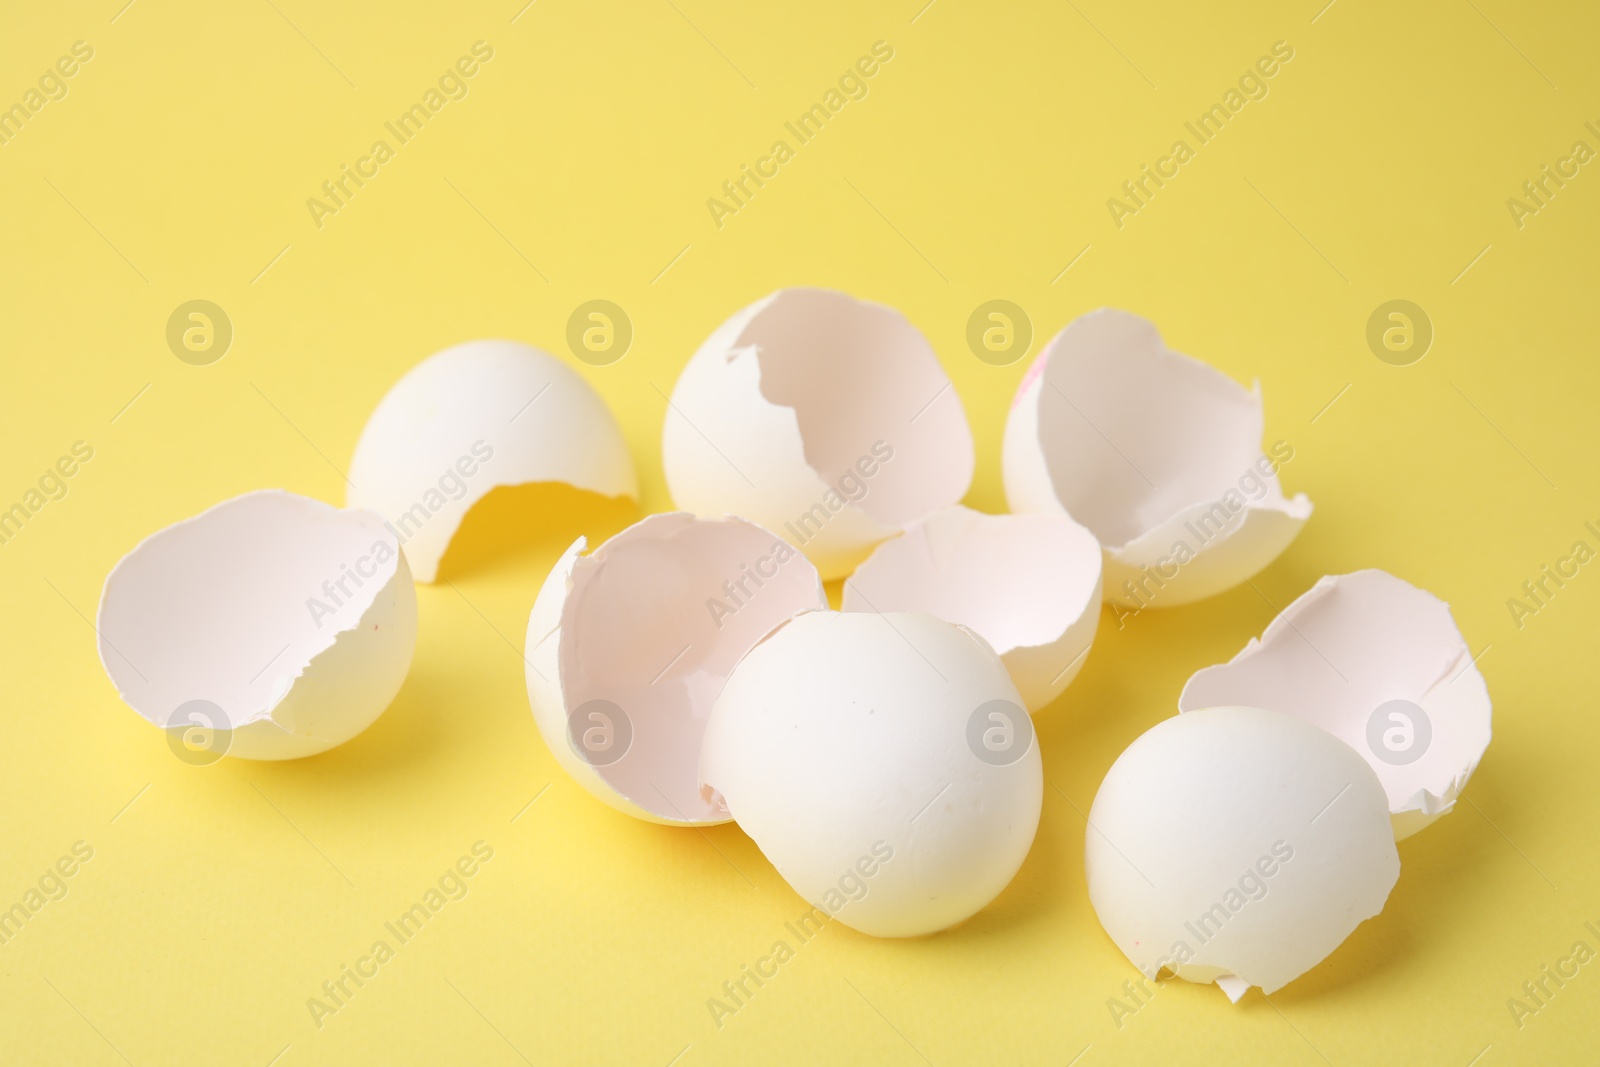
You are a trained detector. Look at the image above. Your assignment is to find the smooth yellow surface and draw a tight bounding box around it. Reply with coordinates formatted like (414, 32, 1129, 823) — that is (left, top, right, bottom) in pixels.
(3, 1, 1597, 1063)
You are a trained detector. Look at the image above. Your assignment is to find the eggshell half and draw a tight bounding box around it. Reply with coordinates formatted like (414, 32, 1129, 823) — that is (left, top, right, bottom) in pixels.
(1002, 309, 1311, 607)
(840, 505, 1102, 711)
(1086, 706, 1399, 1001)
(662, 288, 974, 579)
(1179, 570, 1492, 840)
(701, 611, 1044, 937)
(526, 512, 826, 825)
(96, 490, 417, 760)
(349, 339, 636, 582)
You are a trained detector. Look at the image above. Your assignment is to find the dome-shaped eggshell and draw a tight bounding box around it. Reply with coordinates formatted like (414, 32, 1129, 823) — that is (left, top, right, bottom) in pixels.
(701, 611, 1043, 937)
(1086, 706, 1399, 1000)
(526, 538, 627, 815)
(349, 339, 636, 582)
(663, 289, 974, 579)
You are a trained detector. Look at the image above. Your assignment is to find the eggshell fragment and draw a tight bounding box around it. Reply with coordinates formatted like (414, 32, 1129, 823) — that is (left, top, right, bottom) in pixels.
(841, 505, 1102, 711)
(1179, 570, 1492, 840)
(1002, 309, 1311, 607)
(701, 611, 1043, 937)
(1086, 706, 1399, 1001)
(349, 339, 636, 582)
(662, 288, 974, 579)
(526, 513, 825, 824)
(96, 490, 417, 760)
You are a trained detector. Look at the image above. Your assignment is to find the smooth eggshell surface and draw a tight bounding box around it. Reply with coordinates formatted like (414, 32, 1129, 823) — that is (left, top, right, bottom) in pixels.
(349, 339, 636, 582)
(701, 611, 1043, 937)
(1086, 705, 1399, 1000)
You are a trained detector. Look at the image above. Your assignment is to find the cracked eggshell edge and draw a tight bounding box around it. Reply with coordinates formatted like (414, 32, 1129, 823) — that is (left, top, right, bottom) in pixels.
(96, 489, 418, 760)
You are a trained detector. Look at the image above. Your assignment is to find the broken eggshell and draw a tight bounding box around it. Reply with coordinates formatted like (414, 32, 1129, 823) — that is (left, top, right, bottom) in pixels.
(1086, 705, 1399, 1002)
(1179, 570, 1492, 840)
(1002, 309, 1311, 608)
(701, 611, 1043, 937)
(349, 339, 637, 583)
(525, 512, 826, 825)
(841, 505, 1102, 711)
(662, 288, 974, 580)
(96, 490, 417, 760)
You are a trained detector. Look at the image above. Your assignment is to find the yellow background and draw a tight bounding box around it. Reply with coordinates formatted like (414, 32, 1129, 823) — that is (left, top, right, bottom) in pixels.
(2, 0, 1597, 1063)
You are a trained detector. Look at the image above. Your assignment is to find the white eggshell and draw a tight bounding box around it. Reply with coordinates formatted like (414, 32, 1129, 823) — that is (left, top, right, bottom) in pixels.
(526, 512, 826, 825)
(700, 611, 1043, 937)
(1179, 570, 1492, 840)
(1086, 706, 1399, 1001)
(349, 339, 636, 582)
(1002, 309, 1311, 607)
(841, 505, 1102, 711)
(662, 288, 974, 580)
(96, 490, 417, 760)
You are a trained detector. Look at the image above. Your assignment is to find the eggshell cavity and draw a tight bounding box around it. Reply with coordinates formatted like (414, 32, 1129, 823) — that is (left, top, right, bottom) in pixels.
(1086, 706, 1399, 1000)
(526, 513, 826, 824)
(662, 288, 974, 579)
(841, 505, 1102, 711)
(1179, 570, 1492, 840)
(96, 490, 418, 760)
(701, 611, 1043, 937)
(349, 339, 636, 582)
(1003, 309, 1311, 607)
